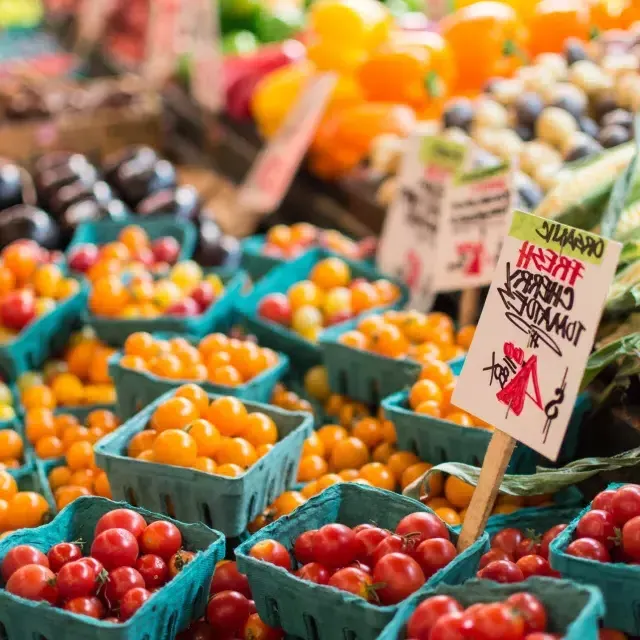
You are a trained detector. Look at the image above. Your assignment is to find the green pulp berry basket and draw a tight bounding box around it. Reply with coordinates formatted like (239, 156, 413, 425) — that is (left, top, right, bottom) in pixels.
(94, 389, 313, 537)
(66, 217, 197, 264)
(484, 503, 584, 537)
(0, 496, 225, 640)
(235, 483, 489, 640)
(235, 248, 409, 370)
(109, 346, 289, 420)
(85, 269, 245, 348)
(378, 577, 605, 640)
(550, 482, 640, 636)
(0, 281, 88, 382)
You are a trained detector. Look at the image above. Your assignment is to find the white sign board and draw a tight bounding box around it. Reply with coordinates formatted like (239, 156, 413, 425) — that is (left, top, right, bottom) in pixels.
(237, 73, 337, 216)
(452, 210, 621, 460)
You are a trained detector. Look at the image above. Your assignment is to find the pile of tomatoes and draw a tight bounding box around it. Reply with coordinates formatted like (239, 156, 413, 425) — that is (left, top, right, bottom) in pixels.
(0, 508, 196, 622)
(564, 484, 640, 564)
(0, 469, 50, 533)
(476, 524, 567, 584)
(120, 330, 280, 388)
(257, 256, 401, 343)
(249, 511, 460, 606)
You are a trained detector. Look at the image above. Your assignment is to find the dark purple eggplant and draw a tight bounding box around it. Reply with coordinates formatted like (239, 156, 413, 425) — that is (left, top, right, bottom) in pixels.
(102, 146, 158, 185)
(113, 159, 177, 208)
(36, 158, 98, 204)
(59, 198, 129, 240)
(0, 205, 60, 250)
(194, 226, 241, 268)
(33, 152, 86, 175)
(0, 161, 24, 210)
(135, 186, 201, 221)
(49, 180, 113, 218)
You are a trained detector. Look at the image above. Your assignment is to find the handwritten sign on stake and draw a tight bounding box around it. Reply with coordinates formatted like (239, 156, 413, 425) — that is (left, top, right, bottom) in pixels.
(453, 210, 621, 551)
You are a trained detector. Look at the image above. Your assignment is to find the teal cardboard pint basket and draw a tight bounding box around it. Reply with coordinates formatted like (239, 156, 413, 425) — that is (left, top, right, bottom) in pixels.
(235, 483, 489, 640)
(378, 577, 604, 640)
(95, 389, 313, 537)
(0, 496, 224, 640)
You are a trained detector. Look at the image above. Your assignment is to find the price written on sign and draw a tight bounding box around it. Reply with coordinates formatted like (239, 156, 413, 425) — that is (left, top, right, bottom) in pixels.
(452, 210, 621, 460)
(237, 73, 337, 216)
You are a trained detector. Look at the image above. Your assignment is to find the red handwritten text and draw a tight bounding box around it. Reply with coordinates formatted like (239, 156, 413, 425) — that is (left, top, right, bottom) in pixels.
(516, 241, 585, 286)
(503, 342, 524, 365)
(496, 354, 543, 416)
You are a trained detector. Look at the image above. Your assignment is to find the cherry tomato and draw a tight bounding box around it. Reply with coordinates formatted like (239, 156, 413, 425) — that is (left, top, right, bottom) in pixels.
(406, 595, 463, 639)
(476, 559, 524, 583)
(395, 512, 449, 545)
(611, 485, 640, 526)
(178, 620, 216, 640)
(104, 567, 145, 605)
(576, 510, 616, 548)
(472, 601, 526, 640)
(372, 552, 425, 605)
(565, 538, 610, 562)
(207, 590, 253, 634)
(622, 515, 640, 561)
(328, 567, 373, 600)
(169, 550, 195, 578)
(414, 538, 457, 578)
(516, 555, 551, 579)
(312, 524, 358, 569)
(94, 509, 147, 539)
(120, 587, 152, 621)
(352, 524, 376, 533)
(295, 562, 330, 585)
(293, 530, 317, 565)
(372, 534, 413, 565)
(249, 540, 291, 570)
(539, 525, 567, 559)
(243, 613, 284, 640)
(140, 521, 183, 560)
(491, 528, 524, 556)
(592, 490, 615, 514)
(515, 538, 541, 560)
(1, 545, 49, 581)
(210, 560, 251, 598)
(78, 557, 105, 576)
(47, 542, 83, 573)
(64, 596, 105, 619)
(524, 634, 559, 640)
(57, 560, 98, 600)
(6, 564, 59, 604)
(506, 592, 547, 634)
(355, 527, 390, 562)
(135, 554, 169, 589)
(258, 294, 292, 326)
(430, 611, 476, 640)
(90, 528, 139, 570)
(479, 548, 511, 569)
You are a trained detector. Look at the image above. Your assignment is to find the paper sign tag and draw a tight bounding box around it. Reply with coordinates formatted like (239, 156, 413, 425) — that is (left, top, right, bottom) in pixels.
(376, 134, 468, 310)
(144, 0, 182, 85)
(452, 210, 621, 460)
(76, 0, 114, 46)
(237, 73, 337, 216)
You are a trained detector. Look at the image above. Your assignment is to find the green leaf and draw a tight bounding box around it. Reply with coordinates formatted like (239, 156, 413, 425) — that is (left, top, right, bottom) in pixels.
(601, 112, 640, 239)
(580, 331, 640, 390)
(619, 241, 640, 266)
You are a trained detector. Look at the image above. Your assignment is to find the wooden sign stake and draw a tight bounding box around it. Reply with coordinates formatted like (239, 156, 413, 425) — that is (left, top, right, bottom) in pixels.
(458, 288, 480, 327)
(456, 429, 516, 552)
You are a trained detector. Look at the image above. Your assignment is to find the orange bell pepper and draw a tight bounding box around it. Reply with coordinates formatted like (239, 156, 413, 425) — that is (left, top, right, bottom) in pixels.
(309, 103, 415, 179)
(441, 1, 528, 94)
(528, 0, 591, 57)
(357, 31, 456, 114)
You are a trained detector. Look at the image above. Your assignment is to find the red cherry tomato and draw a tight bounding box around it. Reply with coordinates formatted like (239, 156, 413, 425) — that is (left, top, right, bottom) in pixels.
(104, 567, 145, 606)
(57, 560, 98, 600)
(328, 567, 373, 600)
(472, 601, 526, 640)
(135, 554, 169, 589)
(64, 596, 105, 619)
(249, 540, 292, 570)
(576, 510, 617, 548)
(592, 490, 615, 513)
(372, 552, 425, 605)
(611, 484, 640, 526)
(565, 538, 610, 562)
(78, 557, 105, 576)
(491, 528, 525, 556)
(414, 538, 457, 578)
(371, 534, 411, 565)
(295, 562, 330, 585)
(90, 528, 139, 570)
(395, 512, 450, 545)
(258, 294, 292, 326)
(293, 530, 317, 565)
(622, 515, 640, 561)
(312, 524, 358, 569)
(207, 590, 253, 634)
(524, 634, 560, 640)
(169, 550, 196, 578)
(140, 521, 183, 560)
(1, 545, 49, 581)
(354, 527, 390, 562)
(479, 548, 511, 569)
(47, 542, 83, 573)
(506, 592, 547, 634)
(352, 524, 376, 533)
(430, 611, 476, 640)
(406, 595, 463, 639)
(6, 564, 59, 604)
(539, 525, 567, 559)
(516, 555, 552, 579)
(243, 613, 284, 640)
(210, 561, 251, 598)
(94, 509, 147, 539)
(476, 559, 524, 583)
(120, 587, 152, 621)
(515, 538, 542, 560)
(178, 620, 216, 639)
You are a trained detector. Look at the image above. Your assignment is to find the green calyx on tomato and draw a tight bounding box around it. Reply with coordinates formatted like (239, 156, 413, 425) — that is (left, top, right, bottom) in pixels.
(502, 39, 529, 64)
(424, 71, 444, 99)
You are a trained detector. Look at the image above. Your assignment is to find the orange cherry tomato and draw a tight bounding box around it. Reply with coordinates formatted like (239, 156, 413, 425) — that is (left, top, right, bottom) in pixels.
(528, 0, 590, 57)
